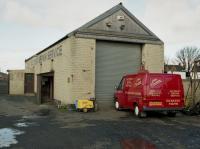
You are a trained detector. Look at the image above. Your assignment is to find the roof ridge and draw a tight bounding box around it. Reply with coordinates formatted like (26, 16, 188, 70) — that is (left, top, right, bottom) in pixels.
(75, 3, 123, 31)
(25, 3, 163, 62)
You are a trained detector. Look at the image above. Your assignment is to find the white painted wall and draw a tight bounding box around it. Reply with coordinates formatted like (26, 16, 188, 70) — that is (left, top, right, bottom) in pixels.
(167, 71, 186, 79)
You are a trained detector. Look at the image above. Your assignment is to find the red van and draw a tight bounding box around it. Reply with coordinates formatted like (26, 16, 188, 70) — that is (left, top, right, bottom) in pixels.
(114, 71, 184, 117)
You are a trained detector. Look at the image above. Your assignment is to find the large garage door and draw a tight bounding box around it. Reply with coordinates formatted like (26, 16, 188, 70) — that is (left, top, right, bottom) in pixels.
(96, 41, 141, 101)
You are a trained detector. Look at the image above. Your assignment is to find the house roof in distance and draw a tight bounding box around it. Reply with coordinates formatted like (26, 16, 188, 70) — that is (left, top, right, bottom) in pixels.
(165, 65, 185, 72)
(0, 72, 7, 76)
(165, 64, 200, 72)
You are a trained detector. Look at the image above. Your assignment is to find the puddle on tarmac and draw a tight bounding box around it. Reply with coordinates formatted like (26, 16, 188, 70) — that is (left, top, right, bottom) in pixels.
(14, 122, 38, 128)
(0, 128, 24, 148)
(22, 114, 45, 119)
(14, 122, 28, 128)
(121, 138, 157, 149)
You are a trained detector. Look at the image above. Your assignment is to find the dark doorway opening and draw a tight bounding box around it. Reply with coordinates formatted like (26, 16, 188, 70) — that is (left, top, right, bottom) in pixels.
(0, 80, 8, 95)
(24, 73, 34, 94)
(37, 72, 54, 104)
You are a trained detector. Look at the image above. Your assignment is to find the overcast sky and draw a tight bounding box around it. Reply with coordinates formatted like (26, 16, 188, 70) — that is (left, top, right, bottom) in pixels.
(0, 0, 200, 72)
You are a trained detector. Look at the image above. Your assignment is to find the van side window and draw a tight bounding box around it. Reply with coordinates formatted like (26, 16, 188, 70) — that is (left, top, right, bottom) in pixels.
(126, 78, 134, 88)
(117, 78, 125, 90)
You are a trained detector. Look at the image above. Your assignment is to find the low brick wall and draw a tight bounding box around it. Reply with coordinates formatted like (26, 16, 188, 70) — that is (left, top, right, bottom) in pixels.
(182, 79, 200, 105)
(8, 70, 25, 95)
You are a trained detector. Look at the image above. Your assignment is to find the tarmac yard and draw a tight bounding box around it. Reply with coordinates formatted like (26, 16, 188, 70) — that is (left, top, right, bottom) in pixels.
(0, 95, 200, 149)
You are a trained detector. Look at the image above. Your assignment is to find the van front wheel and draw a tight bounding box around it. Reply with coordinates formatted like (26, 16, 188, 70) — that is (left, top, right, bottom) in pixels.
(115, 101, 120, 110)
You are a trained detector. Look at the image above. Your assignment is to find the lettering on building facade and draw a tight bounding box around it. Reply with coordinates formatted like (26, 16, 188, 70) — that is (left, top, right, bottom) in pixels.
(29, 45, 62, 67)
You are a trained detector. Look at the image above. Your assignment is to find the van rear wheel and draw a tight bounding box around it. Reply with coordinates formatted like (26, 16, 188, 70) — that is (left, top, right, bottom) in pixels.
(134, 105, 146, 118)
(134, 105, 140, 116)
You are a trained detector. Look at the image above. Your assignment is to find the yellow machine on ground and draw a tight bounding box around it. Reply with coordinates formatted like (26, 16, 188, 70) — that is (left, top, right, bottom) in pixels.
(75, 99, 98, 112)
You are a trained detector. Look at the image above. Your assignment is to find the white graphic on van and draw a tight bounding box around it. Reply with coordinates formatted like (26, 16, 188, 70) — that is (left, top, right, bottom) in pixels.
(134, 78, 142, 87)
(150, 79, 162, 88)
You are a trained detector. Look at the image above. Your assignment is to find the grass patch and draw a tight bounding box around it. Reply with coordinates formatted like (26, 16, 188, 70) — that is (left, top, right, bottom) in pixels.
(58, 105, 68, 112)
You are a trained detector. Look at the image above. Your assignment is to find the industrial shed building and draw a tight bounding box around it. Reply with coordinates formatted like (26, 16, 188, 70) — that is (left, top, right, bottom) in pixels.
(24, 3, 164, 105)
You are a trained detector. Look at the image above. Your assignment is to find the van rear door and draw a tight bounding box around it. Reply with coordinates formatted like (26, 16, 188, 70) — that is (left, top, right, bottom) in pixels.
(146, 75, 165, 107)
(164, 75, 184, 107)
(146, 74, 184, 108)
